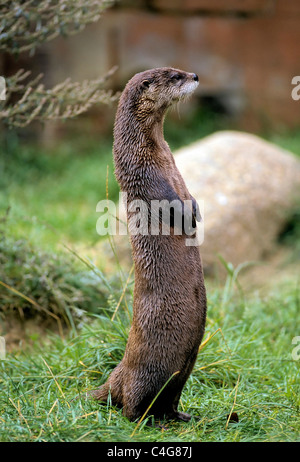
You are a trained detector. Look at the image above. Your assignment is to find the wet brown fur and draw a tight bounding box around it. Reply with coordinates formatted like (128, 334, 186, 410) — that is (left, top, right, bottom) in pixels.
(91, 68, 207, 422)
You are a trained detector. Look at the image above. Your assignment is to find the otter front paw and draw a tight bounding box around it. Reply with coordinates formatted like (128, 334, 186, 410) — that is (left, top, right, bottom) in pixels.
(191, 196, 201, 223)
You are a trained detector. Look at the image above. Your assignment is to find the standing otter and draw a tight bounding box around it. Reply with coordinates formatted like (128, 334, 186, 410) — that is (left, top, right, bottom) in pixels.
(92, 67, 207, 422)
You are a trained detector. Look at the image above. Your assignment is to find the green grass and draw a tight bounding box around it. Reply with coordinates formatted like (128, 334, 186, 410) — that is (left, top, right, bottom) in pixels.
(0, 113, 300, 442)
(0, 132, 119, 250)
(0, 272, 299, 442)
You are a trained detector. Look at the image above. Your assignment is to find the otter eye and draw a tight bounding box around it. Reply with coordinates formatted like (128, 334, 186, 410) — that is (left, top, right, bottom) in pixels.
(172, 74, 182, 81)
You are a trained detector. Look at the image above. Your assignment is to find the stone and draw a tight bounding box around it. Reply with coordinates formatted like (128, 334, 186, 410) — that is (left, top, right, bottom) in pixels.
(174, 131, 300, 273)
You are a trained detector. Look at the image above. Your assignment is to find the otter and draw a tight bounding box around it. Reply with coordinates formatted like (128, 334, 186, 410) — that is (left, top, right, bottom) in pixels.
(91, 67, 207, 422)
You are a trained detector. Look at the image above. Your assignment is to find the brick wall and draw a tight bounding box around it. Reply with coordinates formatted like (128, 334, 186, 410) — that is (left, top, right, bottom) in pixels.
(4, 0, 300, 133)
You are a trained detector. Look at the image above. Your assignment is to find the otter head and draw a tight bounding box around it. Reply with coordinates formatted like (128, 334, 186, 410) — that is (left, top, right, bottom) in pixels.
(124, 67, 199, 123)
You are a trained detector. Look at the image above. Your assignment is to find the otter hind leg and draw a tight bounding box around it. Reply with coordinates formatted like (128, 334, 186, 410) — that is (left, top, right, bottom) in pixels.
(89, 382, 110, 402)
(72, 382, 110, 402)
(89, 364, 124, 407)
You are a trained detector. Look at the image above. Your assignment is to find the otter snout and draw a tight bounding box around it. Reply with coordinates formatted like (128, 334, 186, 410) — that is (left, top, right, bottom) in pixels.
(178, 72, 199, 99)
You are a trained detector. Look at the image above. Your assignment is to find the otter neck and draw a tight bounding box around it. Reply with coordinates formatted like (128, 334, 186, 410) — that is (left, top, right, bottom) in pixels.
(150, 116, 166, 149)
(131, 104, 168, 150)
(114, 101, 169, 166)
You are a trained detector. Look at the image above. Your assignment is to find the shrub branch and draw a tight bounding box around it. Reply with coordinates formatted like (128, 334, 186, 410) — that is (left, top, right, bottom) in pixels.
(0, 0, 114, 54)
(0, 0, 118, 127)
(1, 66, 119, 127)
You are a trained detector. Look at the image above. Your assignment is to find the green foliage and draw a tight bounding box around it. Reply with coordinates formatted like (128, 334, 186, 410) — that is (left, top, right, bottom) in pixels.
(266, 129, 300, 157)
(0, 213, 115, 328)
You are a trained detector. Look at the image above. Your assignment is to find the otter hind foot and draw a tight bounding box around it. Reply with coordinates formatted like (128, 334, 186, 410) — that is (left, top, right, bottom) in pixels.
(173, 411, 192, 422)
(88, 384, 109, 402)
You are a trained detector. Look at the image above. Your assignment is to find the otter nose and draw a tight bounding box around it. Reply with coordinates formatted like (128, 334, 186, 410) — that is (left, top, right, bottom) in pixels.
(192, 73, 199, 82)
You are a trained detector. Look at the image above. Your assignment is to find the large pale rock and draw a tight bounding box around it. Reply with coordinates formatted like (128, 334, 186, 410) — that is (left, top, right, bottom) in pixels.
(175, 131, 300, 273)
(109, 131, 300, 275)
